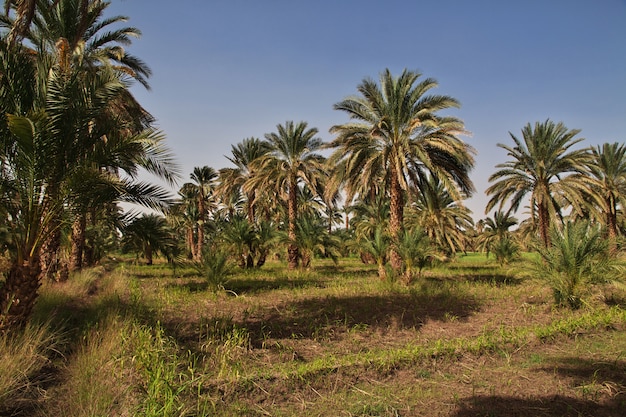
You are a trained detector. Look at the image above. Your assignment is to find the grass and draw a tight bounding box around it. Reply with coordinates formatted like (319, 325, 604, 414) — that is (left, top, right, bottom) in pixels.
(1, 253, 625, 416)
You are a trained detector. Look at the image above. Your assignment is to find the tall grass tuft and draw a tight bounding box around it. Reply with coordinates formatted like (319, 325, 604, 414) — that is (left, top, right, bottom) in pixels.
(42, 315, 137, 417)
(0, 322, 58, 413)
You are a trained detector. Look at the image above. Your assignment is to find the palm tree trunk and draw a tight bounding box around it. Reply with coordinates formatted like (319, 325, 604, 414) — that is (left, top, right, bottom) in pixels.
(187, 226, 196, 260)
(607, 197, 618, 253)
(377, 261, 386, 280)
(538, 202, 550, 247)
(389, 171, 404, 272)
(145, 243, 153, 265)
(287, 176, 299, 269)
(246, 191, 256, 223)
(69, 212, 86, 271)
(195, 197, 205, 262)
(0, 256, 41, 332)
(195, 222, 204, 262)
(39, 224, 63, 282)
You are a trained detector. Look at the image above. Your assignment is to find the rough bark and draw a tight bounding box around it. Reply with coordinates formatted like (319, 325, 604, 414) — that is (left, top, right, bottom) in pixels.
(69, 212, 86, 272)
(39, 226, 63, 282)
(389, 171, 404, 272)
(607, 196, 618, 253)
(145, 244, 153, 265)
(0, 257, 41, 332)
(538, 201, 550, 247)
(187, 226, 196, 260)
(287, 176, 299, 269)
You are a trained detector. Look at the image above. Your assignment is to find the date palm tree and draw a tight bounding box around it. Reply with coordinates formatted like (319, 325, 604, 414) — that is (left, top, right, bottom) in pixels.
(186, 166, 218, 262)
(486, 120, 593, 247)
(329, 68, 475, 271)
(477, 210, 518, 256)
(219, 137, 270, 223)
(245, 121, 326, 269)
(586, 142, 626, 249)
(122, 213, 177, 265)
(407, 174, 474, 255)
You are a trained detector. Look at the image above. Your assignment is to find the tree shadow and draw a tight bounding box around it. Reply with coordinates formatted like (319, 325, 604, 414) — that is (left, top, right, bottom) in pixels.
(243, 291, 480, 345)
(163, 276, 325, 295)
(537, 356, 626, 392)
(451, 356, 626, 416)
(463, 274, 523, 286)
(451, 394, 625, 417)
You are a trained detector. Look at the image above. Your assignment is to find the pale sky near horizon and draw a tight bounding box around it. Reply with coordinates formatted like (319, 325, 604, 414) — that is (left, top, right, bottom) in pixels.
(107, 0, 626, 221)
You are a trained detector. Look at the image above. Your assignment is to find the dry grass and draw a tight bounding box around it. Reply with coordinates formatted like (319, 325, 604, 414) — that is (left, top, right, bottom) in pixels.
(2, 255, 626, 416)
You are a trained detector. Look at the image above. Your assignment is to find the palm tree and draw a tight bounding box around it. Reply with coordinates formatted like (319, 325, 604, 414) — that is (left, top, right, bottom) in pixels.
(529, 221, 615, 308)
(477, 210, 518, 256)
(219, 137, 270, 222)
(485, 120, 592, 247)
(0, 3, 175, 329)
(122, 213, 177, 265)
(329, 68, 475, 271)
(354, 224, 390, 279)
(18, 0, 151, 87)
(219, 215, 256, 268)
(1, 0, 176, 281)
(245, 121, 326, 269)
(393, 226, 439, 283)
(586, 142, 626, 248)
(290, 212, 341, 269)
(407, 174, 474, 255)
(186, 166, 218, 262)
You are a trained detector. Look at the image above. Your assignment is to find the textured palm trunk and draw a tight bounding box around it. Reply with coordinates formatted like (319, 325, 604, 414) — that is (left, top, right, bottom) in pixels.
(195, 198, 205, 262)
(606, 196, 618, 253)
(377, 261, 386, 280)
(187, 226, 196, 260)
(287, 176, 299, 269)
(256, 250, 267, 268)
(0, 256, 41, 332)
(145, 243, 153, 265)
(538, 202, 550, 247)
(389, 171, 404, 272)
(69, 212, 86, 272)
(39, 224, 64, 282)
(246, 191, 256, 223)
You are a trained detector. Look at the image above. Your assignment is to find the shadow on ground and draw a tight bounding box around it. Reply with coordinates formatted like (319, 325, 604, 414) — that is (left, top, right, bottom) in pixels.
(243, 291, 480, 345)
(452, 394, 625, 417)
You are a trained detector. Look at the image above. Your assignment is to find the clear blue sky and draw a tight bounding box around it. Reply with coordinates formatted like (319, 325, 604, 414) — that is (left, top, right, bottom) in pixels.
(108, 0, 626, 220)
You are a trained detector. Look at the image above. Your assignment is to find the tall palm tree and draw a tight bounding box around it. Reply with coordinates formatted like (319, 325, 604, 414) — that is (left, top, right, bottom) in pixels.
(586, 142, 626, 247)
(485, 120, 593, 247)
(0, 3, 175, 329)
(245, 121, 326, 269)
(186, 166, 217, 261)
(219, 137, 270, 222)
(329, 68, 475, 270)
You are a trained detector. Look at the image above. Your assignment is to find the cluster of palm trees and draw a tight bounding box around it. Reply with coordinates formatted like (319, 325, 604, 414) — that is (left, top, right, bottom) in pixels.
(136, 69, 480, 284)
(2, 2, 625, 331)
(486, 121, 626, 253)
(0, 0, 178, 330)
